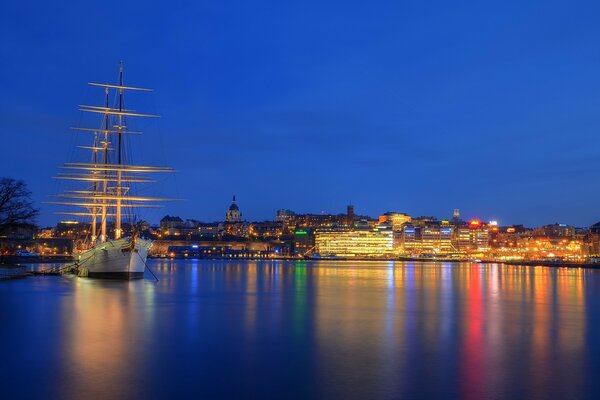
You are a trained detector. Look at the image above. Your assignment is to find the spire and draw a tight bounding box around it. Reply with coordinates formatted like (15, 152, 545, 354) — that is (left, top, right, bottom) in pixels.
(232, 195, 236, 202)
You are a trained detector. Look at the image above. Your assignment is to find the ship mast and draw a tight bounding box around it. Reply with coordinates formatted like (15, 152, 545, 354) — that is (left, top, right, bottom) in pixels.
(115, 62, 124, 240)
(100, 87, 110, 243)
(90, 132, 98, 242)
(51, 62, 175, 245)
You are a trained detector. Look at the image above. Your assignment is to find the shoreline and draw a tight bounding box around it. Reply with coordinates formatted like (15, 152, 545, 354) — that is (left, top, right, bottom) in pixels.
(148, 256, 600, 269)
(4, 255, 599, 270)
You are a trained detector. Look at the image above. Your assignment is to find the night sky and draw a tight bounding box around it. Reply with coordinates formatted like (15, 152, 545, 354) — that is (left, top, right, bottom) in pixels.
(2, 1, 600, 227)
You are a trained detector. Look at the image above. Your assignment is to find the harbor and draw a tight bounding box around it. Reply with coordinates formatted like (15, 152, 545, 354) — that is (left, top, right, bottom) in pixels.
(2, 1, 600, 398)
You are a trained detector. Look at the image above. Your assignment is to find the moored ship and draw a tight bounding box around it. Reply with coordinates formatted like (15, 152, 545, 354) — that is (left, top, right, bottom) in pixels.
(51, 63, 174, 279)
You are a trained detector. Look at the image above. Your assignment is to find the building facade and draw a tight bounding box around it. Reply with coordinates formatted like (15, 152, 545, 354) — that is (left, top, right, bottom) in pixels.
(315, 228, 394, 257)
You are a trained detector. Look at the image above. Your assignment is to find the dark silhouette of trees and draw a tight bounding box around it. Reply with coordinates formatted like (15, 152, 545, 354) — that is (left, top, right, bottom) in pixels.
(0, 178, 39, 234)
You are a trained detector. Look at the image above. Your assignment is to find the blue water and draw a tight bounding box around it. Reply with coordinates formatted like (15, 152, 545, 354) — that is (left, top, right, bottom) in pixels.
(1, 260, 600, 399)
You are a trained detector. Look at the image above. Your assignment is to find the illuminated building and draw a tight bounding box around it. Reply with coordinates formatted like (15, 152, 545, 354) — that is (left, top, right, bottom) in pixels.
(248, 221, 283, 238)
(517, 236, 584, 260)
(453, 227, 472, 252)
(412, 216, 438, 227)
(542, 223, 575, 238)
(378, 212, 411, 231)
(448, 220, 491, 254)
(439, 223, 453, 253)
(468, 220, 490, 252)
(473, 229, 490, 252)
(315, 227, 394, 257)
(275, 209, 296, 222)
(293, 229, 314, 256)
(421, 226, 441, 254)
(221, 195, 248, 237)
(589, 221, 600, 256)
(281, 207, 373, 232)
(400, 221, 453, 255)
(36, 227, 54, 239)
(160, 215, 183, 236)
(401, 224, 419, 253)
(196, 223, 220, 237)
(222, 222, 248, 237)
(225, 195, 242, 222)
(53, 220, 92, 239)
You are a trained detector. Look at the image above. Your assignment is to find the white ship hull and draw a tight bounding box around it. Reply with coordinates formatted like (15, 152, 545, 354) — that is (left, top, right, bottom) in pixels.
(75, 237, 151, 279)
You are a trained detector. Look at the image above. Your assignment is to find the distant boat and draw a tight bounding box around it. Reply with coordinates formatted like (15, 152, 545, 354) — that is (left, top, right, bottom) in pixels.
(51, 63, 174, 279)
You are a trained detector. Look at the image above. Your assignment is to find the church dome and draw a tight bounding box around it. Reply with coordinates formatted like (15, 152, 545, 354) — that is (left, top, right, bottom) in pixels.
(225, 195, 242, 222)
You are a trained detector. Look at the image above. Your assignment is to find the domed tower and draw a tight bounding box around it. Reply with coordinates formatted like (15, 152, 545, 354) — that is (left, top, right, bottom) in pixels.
(225, 195, 242, 222)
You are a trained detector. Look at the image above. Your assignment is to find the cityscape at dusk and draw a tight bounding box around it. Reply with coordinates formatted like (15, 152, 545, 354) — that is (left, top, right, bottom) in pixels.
(3, 1, 600, 399)
(7, 197, 600, 264)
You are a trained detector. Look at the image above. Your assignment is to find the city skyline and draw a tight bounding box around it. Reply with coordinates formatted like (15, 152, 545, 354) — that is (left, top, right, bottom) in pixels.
(38, 193, 595, 230)
(2, 1, 600, 227)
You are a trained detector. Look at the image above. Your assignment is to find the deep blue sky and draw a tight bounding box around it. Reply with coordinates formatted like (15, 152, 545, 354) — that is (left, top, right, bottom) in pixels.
(2, 0, 600, 227)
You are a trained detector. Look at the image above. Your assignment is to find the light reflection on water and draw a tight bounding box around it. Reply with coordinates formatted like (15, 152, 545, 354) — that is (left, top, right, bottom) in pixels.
(1, 260, 598, 399)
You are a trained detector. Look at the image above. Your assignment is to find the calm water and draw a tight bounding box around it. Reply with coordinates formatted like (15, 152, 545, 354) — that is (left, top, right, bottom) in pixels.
(1, 260, 600, 399)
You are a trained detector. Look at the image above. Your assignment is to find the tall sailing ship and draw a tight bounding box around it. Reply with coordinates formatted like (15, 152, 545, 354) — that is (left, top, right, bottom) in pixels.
(51, 63, 174, 279)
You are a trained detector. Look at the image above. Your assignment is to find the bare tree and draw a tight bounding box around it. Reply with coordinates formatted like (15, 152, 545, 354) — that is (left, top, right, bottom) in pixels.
(0, 178, 39, 234)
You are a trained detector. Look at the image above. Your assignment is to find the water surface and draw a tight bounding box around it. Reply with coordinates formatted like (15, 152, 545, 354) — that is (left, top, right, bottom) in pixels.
(1, 260, 599, 399)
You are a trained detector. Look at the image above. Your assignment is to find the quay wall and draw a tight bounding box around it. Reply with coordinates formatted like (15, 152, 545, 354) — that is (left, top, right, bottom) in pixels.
(149, 240, 272, 256)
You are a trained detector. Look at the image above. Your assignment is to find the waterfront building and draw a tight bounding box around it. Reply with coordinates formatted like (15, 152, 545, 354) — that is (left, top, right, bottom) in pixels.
(421, 226, 440, 254)
(517, 236, 584, 260)
(400, 224, 420, 254)
(468, 220, 490, 253)
(315, 227, 394, 257)
(453, 226, 472, 252)
(293, 228, 315, 257)
(448, 221, 492, 255)
(399, 221, 453, 255)
(439, 222, 454, 253)
(0, 237, 73, 256)
(474, 229, 490, 252)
